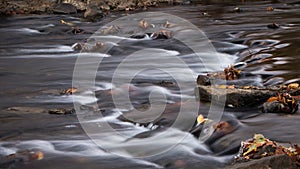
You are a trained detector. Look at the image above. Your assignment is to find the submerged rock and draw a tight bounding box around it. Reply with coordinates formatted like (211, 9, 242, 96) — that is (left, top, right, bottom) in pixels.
(48, 108, 75, 115)
(6, 106, 46, 114)
(267, 23, 280, 29)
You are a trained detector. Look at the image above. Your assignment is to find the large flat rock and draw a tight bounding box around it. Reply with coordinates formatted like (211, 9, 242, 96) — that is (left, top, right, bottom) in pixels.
(195, 85, 275, 108)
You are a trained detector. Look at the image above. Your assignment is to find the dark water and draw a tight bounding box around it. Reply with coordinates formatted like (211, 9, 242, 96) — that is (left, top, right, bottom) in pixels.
(1, 1, 300, 169)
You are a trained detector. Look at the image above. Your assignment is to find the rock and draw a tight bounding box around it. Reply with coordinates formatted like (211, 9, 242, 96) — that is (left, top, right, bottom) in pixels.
(267, 23, 280, 29)
(6, 106, 46, 114)
(72, 43, 83, 51)
(261, 93, 298, 114)
(150, 30, 172, 39)
(197, 75, 211, 86)
(52, 3, 77, 14)
(227, 155, 298, 169)
(48, 108, 75, 115)
(0, 0, 55, 15)
(117, 3, 127, 11)
(84, 7, 103, 19)
(0, 150, 44, 168)
(195, 85, 274, 108)
(71, 27, 85, 34)
(233, 7, 241, 12)
(100, 4, 110, 11)
(62, 0, 87, 11)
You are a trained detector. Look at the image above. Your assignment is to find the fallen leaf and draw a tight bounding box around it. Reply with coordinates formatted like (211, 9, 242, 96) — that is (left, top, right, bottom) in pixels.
(267, 96, 278, 102)
(61, 87, 78, 95)
(197, 114, 206, 124)
(139, 19, 148, 29)
(267, 6, 274, 11)
(227, 85, 235, 89)
(288, 83, 299, 90)
(217, 85, 227, 89)
(61, 20, 75, 26)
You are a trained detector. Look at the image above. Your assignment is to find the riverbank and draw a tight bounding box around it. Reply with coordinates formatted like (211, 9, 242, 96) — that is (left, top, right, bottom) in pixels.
(0, 0, 190, 18)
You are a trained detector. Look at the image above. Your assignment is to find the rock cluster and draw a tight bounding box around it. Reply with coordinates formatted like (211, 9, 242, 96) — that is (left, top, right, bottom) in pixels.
(0, 0, 188, 16)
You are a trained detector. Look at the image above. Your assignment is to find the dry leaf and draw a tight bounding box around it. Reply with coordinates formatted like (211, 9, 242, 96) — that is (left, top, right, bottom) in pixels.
(61, 20, 75, 26)
(197, 114, 206, 124)
(266, 6, 274, 11)
(61, 87, 78, 95)
(217, 85, 227, 89)
(139, 19, 148, 29)
(288, 83, 299, 90)
(227, 85, 235, 89)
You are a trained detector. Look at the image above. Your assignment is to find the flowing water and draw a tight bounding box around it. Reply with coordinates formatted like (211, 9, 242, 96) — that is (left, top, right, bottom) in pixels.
(1, 1, 300, 168)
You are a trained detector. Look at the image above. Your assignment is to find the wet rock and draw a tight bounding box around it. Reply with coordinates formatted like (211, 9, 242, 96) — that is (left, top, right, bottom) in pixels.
(197, 75, 211, 86)
(62, 0, 87, 11)
(71, 27, 85, 34)
(233, 7, 241, 12)
(117, 3, 127, 11)
(6, 106, 46, 114)
(84, 6, 103, 19)
(197, 65, 242, 86)
(100, 4, 110, 11)
(72, 42, 83, 51)
(48, 108, 75, 115)
(267, 23, 280, 29)
(100, 25, 121, 35)
(71, 42, 106, 52)
(227, 155, 298, 169)
(195, 85, 274, 108)
(231, 134, 300, 169)
(53, 3, 77, 14)
(261, 93, 298, 114)
(0, 150, 44, 168)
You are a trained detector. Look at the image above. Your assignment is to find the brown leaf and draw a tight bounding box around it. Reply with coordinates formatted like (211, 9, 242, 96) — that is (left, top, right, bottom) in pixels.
(288, 83, 299, 90)
(266, 6, 274, 11)
(139, 19, 148, 29)
(61, 87, 78, 95)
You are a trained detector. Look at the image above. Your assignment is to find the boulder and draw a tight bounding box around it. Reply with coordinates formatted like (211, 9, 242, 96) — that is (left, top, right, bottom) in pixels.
(84, 7, 103, 19)
(195, 85, 274, 108)
(52, 3, 77, 14)
(226, 155, 298, 169)
(62, 0, 87, 11)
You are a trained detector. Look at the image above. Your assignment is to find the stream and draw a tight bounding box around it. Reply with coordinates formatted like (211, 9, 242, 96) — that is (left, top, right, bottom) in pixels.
(1, 1, 300, 169)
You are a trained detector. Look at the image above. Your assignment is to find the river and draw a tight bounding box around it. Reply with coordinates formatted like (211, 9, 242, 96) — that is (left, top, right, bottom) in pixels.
(0, 1, 300, 168)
